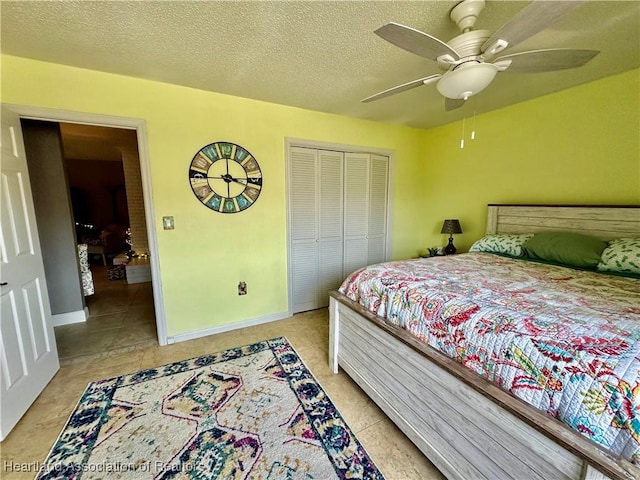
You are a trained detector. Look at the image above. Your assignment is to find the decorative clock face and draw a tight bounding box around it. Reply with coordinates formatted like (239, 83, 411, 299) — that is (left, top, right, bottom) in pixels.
(189, 142, 262, 213)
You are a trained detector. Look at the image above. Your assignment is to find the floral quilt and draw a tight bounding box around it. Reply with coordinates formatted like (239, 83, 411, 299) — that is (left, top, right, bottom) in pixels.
(339, 253, 640, 463)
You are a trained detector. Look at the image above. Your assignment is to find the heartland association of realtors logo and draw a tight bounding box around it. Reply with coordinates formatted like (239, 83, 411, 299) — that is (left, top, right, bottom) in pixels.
(4, 460, 203, 475)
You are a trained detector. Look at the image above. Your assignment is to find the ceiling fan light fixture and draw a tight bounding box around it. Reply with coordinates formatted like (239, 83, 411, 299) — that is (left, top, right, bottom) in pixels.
(436, 62, 498, 99)
(364, 1, 597, 109)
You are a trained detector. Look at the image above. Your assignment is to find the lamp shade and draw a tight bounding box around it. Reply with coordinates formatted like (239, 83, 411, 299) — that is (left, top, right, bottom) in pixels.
(441, 219, 462, 235)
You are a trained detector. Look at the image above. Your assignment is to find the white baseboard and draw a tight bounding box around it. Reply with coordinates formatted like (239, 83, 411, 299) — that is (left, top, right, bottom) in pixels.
(52, 307, 89, 327)
(167, 311, 291, 345)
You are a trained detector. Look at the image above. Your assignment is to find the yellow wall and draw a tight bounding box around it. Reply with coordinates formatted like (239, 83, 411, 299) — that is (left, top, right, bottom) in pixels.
(1, 55, 427, 336)
(421, 69, 640, 251)
(2, 55, 638, 337)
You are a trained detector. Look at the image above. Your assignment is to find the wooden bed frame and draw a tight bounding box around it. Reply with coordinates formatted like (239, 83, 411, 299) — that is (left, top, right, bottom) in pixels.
(329, 205, 640, 480)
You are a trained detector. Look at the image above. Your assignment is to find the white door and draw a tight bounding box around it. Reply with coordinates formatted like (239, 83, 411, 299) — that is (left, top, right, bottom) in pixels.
(290, 147, 320, 313)
(290, 147, 345, 313)
(0, 107, 59, 440)
(343, 153, 370, 276)
(318, 150, 343, 307)
(367, 154, 388, 265)
(343, 153, 389, 273)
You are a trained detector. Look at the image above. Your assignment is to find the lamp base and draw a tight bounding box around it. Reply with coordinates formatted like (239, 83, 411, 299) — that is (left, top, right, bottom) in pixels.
(444, 236, 457, 255)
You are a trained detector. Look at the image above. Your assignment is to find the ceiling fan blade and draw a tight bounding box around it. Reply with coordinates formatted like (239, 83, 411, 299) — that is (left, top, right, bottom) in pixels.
(375, 22, 460, 62)
(482, 1, 587, 55)
(361, 75, 441, 103)
(445, 97, 466, 112)
(495, 49, 599, 73)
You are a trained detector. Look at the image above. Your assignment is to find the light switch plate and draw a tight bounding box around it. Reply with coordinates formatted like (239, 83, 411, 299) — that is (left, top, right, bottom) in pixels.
(162, 216, 175, 230)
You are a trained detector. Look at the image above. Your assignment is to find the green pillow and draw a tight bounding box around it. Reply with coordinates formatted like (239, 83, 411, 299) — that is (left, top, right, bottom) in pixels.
(522, 232, 607, 269)
(597, 238, 640, 275)
(469, 233, 533, 257)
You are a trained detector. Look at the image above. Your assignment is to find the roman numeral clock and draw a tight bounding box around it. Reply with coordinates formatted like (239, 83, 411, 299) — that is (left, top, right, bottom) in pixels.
(189, 142, 262, 213)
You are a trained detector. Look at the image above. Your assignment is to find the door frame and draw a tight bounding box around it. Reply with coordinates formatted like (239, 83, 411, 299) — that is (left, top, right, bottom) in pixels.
(4, 103, 168, 345)
(284, 137, 395, 316)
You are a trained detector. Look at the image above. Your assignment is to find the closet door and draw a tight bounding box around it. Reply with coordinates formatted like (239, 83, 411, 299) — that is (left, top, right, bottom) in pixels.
(318, 150, 344, 307)
(290, 147, 319, 313)
(343, 153, 389, 275)
(290, 147, 344, 312)
(289, 145, 389, 313)
(343, 153, 370, 277)
(367, 154, 388, 265)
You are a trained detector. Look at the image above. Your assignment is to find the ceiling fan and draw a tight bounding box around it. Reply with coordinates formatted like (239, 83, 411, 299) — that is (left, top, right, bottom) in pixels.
(362, 0, 599, 111)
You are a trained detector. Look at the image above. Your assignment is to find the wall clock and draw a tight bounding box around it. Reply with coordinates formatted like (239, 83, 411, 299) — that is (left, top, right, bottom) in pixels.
(189, 142, 262, 213)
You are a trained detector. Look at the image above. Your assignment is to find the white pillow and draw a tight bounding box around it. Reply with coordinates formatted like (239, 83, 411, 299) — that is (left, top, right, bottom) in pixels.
(597, 237, 640, 275)
(469, 233, 534, 258)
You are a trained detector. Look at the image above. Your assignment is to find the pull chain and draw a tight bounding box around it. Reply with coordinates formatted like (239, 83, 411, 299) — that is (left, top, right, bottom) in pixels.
(460, 116, 466, 149)
(471, 98, 477, 140)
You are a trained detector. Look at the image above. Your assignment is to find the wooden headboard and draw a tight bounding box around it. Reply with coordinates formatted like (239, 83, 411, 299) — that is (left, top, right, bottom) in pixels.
(486, 204, 640, 240)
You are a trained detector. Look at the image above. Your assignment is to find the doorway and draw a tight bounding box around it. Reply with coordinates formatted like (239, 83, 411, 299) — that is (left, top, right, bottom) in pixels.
(20, 119, 158, 363)
(66, 122, 157, 362)
(9, 105, 167, 355)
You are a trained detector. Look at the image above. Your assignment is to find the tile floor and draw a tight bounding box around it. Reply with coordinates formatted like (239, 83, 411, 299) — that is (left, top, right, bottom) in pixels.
(0, 266, 444, 480)
(55, 265, 158, 364)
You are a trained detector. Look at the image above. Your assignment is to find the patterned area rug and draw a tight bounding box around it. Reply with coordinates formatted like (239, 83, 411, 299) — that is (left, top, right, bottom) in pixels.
(37, 337, 384, 479)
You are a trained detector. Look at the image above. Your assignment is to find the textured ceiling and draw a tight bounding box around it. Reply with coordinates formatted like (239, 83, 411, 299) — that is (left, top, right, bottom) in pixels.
(2, 1, 639, 130)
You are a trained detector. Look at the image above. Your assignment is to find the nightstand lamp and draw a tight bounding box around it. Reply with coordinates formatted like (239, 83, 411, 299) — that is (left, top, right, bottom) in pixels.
(441, 219, 462, 255)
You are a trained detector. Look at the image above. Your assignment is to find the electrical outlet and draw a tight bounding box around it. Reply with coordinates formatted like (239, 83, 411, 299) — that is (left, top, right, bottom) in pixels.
(238, 281, 247, 295)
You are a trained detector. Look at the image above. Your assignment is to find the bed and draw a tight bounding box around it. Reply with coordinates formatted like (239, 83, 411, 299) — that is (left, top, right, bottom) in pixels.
(328, 205, 640, 480)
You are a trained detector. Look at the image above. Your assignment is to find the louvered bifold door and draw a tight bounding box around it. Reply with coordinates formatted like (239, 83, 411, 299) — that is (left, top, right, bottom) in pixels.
(343, 153, 370, 277)
(367, 154, 388, 265)
(318, 150, 344, 308)
(290, 147, 319, 313)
